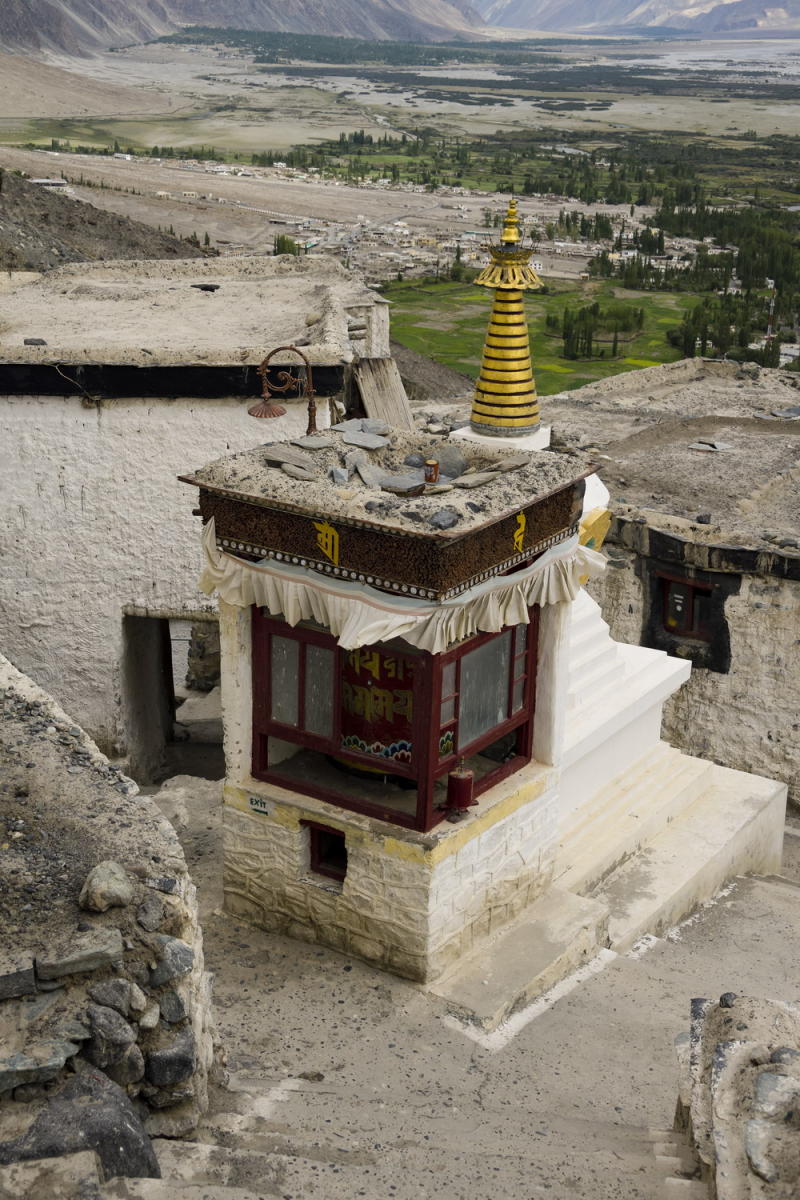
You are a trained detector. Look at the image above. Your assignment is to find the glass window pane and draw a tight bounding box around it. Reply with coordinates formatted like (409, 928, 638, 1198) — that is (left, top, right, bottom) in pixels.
(442, 660, 456, 697)
(305, 644, 335, 737)
(512, 676, 525, 713)
(440, 696, 455, 724)
(458, 631, 511, 751)
(516, 625, 527, 653)
(270, 636, 299, 726)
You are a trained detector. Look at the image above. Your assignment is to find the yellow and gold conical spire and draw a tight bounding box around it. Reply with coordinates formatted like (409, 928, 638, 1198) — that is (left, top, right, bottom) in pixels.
(471, 198, 543, 437)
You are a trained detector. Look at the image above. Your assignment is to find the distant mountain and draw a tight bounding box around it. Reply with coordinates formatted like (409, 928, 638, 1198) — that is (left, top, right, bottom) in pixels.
(171, 0, 486, 42)
(0, 0, 175, 56)
(477, 0, 800, 33)
(0, 0, 485, 55)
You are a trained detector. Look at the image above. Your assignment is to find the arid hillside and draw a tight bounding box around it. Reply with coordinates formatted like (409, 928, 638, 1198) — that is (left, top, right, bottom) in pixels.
(0, 170, 205, 270)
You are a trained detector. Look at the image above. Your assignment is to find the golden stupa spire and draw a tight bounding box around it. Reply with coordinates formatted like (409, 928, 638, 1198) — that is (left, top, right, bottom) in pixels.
(471, 197, 543, 437)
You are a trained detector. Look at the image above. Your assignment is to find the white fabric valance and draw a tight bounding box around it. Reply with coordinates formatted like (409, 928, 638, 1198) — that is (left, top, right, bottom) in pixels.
(199, 517, 605, 653)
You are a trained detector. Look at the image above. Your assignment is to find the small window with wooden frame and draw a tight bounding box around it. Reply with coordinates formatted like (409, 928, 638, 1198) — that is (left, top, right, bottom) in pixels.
(251, 606, 539, 833)
(303, 821, 348, 883)
(658, 573, 713, 641)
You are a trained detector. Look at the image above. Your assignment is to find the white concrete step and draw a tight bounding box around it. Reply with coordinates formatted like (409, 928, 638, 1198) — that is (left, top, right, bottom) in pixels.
(556, 747, 714, 897)
(427, 885, 609, 1031)
(594, 764, 786, 953)
(567, 648, 626, 705)
(559, 741, 677, 847)
(563, 644, 690, 764)
(568, 629, 619, 680)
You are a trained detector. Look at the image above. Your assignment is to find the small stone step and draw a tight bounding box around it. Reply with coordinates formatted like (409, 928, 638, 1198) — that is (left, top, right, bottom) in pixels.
(594, 765, 785, 953)
(655, 1153, 699, 1175)
(152, 1139, 284, 1192)
(0, 1151, 102, 1199)
(428, 885, 608, 1031)
(102, 1181, 270, 1200)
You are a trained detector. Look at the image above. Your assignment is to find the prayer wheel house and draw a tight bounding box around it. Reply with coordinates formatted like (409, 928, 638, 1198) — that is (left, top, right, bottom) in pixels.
(181, 206, 785, 998)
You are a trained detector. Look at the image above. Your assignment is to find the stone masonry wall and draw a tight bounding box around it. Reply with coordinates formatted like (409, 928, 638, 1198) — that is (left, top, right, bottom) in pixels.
(0, 654, 216, 1151)
(674, 992, 800, 1196)
(589, 545, 800, 805)
(0, 393, 327, 767)
(223, 766, 560, 983)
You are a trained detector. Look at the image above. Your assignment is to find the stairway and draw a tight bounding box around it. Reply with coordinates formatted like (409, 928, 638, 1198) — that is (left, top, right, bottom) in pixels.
(645, 1126, 707, 1199)
(97, 1075, 682, 1200)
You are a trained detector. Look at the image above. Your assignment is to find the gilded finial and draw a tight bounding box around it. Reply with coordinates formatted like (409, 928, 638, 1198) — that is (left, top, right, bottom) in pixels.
(501, 197, 521, 245)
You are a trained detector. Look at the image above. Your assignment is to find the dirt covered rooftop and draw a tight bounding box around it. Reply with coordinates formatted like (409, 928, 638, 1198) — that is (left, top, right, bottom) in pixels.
(0, 254, 383, 368)
(537, 359, 800, 551)
(183, 424, 592, 538)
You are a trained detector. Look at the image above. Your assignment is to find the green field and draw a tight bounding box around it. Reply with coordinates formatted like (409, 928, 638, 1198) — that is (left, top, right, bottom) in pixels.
(381, 279, 695, 395)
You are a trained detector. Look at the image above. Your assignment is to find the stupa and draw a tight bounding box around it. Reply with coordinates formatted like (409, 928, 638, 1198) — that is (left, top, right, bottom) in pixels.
(179, 213, 784, 1020)
(452, 196, 551, 451)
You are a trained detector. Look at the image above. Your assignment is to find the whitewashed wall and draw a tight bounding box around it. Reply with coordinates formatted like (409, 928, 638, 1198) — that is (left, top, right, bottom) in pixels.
(0, 393, 325, 764)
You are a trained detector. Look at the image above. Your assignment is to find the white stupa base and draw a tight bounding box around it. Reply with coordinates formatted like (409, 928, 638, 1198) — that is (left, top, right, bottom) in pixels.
(450, 424, 552, 451)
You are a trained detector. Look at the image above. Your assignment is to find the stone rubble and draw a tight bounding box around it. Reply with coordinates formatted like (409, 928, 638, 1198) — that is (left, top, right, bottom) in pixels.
(190, 430, 589, 537)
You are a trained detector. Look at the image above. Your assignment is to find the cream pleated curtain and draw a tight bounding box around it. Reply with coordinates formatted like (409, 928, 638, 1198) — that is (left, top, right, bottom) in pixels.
(200, 517, 605, 654)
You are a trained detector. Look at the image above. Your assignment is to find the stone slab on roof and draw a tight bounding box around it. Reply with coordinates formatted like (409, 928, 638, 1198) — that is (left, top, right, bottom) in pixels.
(184, 431, 592, 538)
(0, 255, 383, 368)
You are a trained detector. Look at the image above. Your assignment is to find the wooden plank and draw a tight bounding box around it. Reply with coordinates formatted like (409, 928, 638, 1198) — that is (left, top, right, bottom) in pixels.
(354, 357, 415, 430)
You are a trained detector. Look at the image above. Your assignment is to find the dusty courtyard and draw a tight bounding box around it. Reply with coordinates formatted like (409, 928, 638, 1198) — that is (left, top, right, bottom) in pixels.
(157, 773, 800, 1199)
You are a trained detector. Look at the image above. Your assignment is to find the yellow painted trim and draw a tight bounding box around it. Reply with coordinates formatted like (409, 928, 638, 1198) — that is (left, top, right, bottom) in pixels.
(479, 371, 534, 384)
(225, 770, 553, 870)
(472, 413, 541, 427)
(390, 770, 551, 867)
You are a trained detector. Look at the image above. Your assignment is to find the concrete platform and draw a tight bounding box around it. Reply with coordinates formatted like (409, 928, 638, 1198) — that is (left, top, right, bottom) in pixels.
(594, 763, 786, 952)
(428, 886, 608, 1031)
(427, 761, 784, 1030)
(555, 744, 715, 896)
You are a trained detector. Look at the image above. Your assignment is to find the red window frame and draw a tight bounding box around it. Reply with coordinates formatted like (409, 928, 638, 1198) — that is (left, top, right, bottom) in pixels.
(251, 606, 539, 832)
(657, 572, 713, 642)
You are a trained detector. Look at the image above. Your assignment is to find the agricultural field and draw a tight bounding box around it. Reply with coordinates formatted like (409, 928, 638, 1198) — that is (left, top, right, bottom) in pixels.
(381, 278, 695, 394)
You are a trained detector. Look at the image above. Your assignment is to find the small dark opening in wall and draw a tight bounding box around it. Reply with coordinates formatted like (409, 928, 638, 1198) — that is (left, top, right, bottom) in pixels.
(305, 822, 348, 882)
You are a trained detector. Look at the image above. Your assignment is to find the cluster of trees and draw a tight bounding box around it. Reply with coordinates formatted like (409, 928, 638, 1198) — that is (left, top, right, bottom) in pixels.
(158, 28, 558, 68)
(655, 198, 800, 293)
(273, 234, 301, 256)
(667, 293, 782, 364)
(547, 301, 645, 359)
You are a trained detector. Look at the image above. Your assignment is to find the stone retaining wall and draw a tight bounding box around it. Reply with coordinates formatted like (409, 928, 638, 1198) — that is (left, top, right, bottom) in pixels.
(0, 653, 217, 1175)
(674, 991, 800, 1197)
